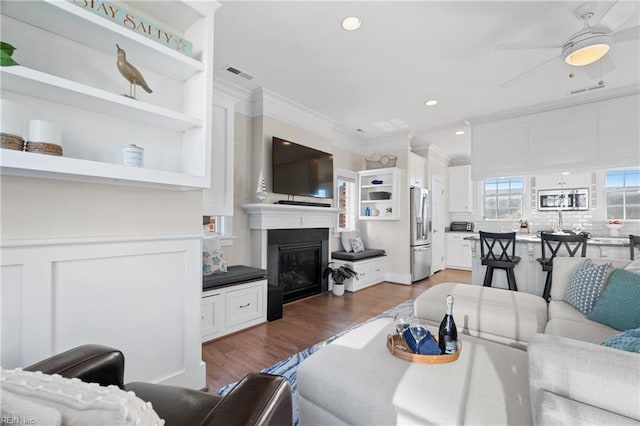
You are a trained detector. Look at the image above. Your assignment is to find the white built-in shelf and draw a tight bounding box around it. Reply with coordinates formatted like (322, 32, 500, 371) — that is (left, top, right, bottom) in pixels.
(0, 149, 206, 190)
(1, 0, 203, 82)
(361, 184, 393, 189)
(358, 168, 401, 220)
(1, 67, 201, 132)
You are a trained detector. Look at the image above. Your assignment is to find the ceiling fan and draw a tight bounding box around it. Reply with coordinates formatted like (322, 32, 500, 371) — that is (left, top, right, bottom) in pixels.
(498, 2, 640, 87)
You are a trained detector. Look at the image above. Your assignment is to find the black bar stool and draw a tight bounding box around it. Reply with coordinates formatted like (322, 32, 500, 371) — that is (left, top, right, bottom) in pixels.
(537, 232, 588, 301)
(630, 235, 640, 260)
(479, 231, 520, 291)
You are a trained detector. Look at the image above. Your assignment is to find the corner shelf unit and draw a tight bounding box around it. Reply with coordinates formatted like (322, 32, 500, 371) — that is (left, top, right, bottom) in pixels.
(0, 0, 217, 190)
(358, 167, 401, 220)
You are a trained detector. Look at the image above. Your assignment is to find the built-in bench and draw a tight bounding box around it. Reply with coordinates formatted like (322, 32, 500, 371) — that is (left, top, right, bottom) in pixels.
(202, 265, 267, 290)
(331, 249, 386, 292)
(201, 265, 268, 343)
(331, 248, 386, 261)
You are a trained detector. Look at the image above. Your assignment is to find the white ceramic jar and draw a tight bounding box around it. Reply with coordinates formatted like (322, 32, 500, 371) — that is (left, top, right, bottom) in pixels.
(123, 144, 144, 167)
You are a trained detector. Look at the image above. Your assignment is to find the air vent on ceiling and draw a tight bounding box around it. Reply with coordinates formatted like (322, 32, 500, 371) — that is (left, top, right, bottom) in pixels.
(224, 65, 254, 80)
(569, 80, 605, 95)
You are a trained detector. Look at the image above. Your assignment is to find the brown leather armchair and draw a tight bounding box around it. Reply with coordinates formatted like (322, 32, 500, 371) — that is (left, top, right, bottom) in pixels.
(24, 344, 292, 426)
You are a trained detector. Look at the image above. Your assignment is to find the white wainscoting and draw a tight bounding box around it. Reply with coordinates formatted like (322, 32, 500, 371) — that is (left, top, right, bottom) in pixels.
(0, 235, 205, 389)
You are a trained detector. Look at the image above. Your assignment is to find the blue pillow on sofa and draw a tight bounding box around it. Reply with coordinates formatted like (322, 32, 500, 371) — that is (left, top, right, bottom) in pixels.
(587, 268, 640, 331)
(563, 259, 611, 315)
(601, 327, 640, 353)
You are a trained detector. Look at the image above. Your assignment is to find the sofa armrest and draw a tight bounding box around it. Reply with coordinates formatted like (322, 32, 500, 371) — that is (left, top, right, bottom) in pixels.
(24, 344, 125, 389)
(528, 334, 640, 423)
(204, 372, 292, 426)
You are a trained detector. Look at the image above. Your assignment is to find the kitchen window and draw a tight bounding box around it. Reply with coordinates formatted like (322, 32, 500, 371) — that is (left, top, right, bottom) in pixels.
(484, 177, 524, 220)
(336, 169, 357, 232)
(606, 168, 640, 220)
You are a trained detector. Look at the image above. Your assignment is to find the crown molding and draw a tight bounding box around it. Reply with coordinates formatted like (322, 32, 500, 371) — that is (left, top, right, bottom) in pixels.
(465, 84, 640, 125)
(332, 126, 366, 155)
(362, 131, 414, 155)
(251, 88, 337, 139)
(212, 77, 252, 108)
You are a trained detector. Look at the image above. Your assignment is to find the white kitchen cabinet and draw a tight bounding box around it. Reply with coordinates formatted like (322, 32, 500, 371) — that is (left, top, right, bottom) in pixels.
(358, 168, 401, 220)
(332, 257, 385, 292)
(448, 165, 473, 212)
(408, 152, 426, 187)
(598, 94, 640, 166)
(0, 1, 216, 190)
(446, 233, 472, 270)
(201, 279, 267, 343)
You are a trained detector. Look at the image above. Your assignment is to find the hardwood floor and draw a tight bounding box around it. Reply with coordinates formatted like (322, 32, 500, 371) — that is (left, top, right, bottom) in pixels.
(201, 268, 471, 393)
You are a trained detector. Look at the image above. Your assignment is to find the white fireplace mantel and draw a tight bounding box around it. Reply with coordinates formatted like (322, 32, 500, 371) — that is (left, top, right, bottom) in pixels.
(242, 203, 340, 230)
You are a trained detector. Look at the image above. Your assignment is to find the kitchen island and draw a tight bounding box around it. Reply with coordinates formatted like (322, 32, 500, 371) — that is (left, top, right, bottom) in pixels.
(465, 234, 632, 297)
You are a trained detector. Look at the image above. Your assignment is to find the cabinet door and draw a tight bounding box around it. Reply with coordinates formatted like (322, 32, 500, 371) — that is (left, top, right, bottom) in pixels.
(201, 292, 224, 341)
(448, 166, 472, 212)
(225, 283, 263, 328)
(409, 153, 426, 187)
(203, 94, 235, 216)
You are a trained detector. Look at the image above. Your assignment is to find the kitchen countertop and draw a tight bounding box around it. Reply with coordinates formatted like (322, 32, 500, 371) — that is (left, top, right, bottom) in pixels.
(463, 233, 630, 246)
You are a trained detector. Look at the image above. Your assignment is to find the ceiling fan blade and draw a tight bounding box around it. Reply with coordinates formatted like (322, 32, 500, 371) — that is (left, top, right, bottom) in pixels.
(495, 41, 564, 50)
(500, 54, 560, 88)
(614, 25, 640, 43)
(585, 54, 615, 79)
(598, 1, 639, 31)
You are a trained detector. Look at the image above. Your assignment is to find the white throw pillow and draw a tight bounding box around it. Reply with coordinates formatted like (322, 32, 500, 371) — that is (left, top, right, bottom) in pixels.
(340, 230, 360, 252)
(1, 390, 62, 426)
(351, 237, 365, 253)
(625, 259, 640, 275)
(0, 368, 164, 426)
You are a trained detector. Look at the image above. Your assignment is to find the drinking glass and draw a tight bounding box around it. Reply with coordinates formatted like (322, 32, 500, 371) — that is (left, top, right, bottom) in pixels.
(572, 223, 583, 235)
(409, 317, 428, 354)
(394, 313, 410, 350)
(511, 222, 520, 232)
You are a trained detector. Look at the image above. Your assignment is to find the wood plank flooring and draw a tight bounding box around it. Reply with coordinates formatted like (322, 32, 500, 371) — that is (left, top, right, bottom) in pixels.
(201, 268, 471, 393)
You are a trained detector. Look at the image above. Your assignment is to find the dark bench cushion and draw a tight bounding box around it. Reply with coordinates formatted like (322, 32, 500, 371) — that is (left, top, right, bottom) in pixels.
(332, 249, 386, 261)
(203, 265, 267, 290)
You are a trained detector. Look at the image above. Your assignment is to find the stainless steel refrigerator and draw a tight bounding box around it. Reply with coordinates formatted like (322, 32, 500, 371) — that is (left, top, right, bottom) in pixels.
(410, 186, 432, 282)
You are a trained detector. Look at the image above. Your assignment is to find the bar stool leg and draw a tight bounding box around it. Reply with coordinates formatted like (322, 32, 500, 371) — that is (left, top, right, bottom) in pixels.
(483, 267, 494, 287)
(542, 271, 552, 302)
(507, 268, 518, 292)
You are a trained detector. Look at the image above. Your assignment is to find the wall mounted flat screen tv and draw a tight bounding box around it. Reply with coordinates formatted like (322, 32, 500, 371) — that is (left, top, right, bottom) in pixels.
(272, 137, 334, 199)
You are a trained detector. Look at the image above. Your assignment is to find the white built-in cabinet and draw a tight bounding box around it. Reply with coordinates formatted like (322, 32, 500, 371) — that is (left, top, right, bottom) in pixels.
(359, 168, 401, 220)
(203, 91, 235, 215)
(0, 1, 216, 190)
(408, 152, 426, 187)
(445, 232, 472, 270)
(332, 257, 385, 292)
(471, 93, 639, 179)
(448, 165, 473, 212)
(201, 279, 267, 343)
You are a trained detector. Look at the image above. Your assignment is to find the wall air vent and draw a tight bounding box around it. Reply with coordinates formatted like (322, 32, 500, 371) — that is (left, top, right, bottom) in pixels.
(568, 80, 605, 95)
(224, 65, 254, 80)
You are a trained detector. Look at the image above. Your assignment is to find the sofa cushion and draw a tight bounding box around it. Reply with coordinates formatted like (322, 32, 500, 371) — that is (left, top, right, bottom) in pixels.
(587, 268, 640, 331)
(563, 259, 611, 315)
(414, 282, 547, 348)
(1, 390, 62, 426)
(544, 318, 618, 345)
(0, 368, 164, 426)
(203, 265, 267, 290)
(625, 259, 640, 274)
(602, 327, 640, 353)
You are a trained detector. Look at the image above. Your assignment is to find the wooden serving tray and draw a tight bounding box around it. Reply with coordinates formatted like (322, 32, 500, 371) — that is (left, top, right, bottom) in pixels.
(387, 334, 461, 364)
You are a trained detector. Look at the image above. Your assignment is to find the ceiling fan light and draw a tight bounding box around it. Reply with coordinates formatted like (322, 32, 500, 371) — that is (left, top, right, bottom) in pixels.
(563, 35, 611, 66)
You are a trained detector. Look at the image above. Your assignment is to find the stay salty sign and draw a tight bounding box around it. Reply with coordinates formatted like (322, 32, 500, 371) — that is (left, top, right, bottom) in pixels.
(66, 0, 193, 57)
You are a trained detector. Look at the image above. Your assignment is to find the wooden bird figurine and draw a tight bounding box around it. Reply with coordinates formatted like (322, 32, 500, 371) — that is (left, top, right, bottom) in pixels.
(116, 44, 152, 99)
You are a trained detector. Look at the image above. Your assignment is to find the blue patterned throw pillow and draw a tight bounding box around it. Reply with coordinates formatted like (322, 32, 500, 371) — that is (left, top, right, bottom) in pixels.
(587, 268, 640, 331)
(351, 237, 365, 253)
(203, 249, 227, 275)
(602, 327, 640, 353)
(563, 259, 611, 315)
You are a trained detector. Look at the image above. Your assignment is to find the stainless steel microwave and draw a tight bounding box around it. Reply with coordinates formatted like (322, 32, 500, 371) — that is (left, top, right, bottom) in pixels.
(538, 188, 589, 211)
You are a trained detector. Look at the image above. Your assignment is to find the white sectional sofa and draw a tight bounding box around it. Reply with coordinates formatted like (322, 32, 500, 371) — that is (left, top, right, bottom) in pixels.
(297, 257, 640, 425)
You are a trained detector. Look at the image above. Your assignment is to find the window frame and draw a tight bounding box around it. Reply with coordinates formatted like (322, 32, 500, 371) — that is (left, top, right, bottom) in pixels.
(482, 176, 525, 220)
(334, 168, 358, 233)
(605, 167, 640, 221)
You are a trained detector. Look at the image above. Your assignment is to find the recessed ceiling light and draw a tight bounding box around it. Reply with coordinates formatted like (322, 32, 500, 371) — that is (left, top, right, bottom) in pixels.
(341, 17, 361, 31)
(454, 130, 465, 135)
(424, 100, 438, 106)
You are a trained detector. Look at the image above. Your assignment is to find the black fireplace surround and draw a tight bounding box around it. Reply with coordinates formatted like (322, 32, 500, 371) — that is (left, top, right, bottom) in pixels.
(267, 229, 329, 303)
